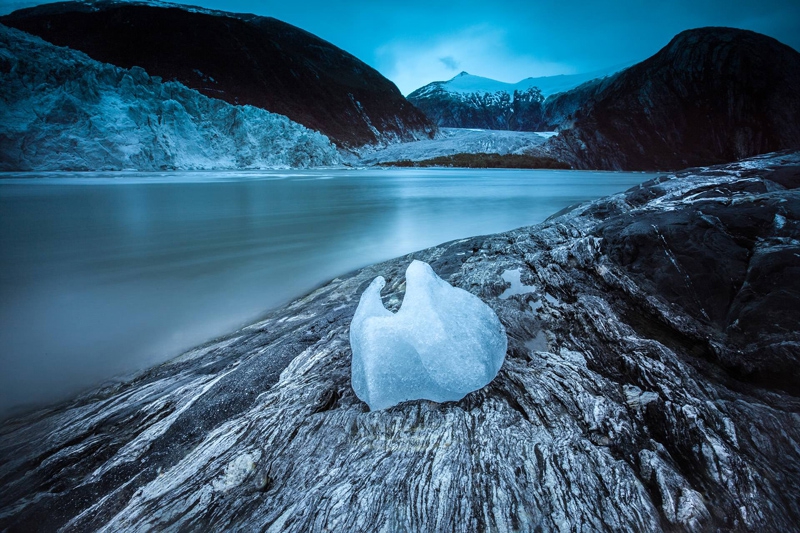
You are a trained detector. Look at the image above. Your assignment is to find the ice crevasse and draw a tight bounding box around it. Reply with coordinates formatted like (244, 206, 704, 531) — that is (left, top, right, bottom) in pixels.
(350, 260, 507, 410)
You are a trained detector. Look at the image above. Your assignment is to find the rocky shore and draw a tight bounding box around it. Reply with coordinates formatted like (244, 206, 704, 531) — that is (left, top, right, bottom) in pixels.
(1, 152, 799, 531)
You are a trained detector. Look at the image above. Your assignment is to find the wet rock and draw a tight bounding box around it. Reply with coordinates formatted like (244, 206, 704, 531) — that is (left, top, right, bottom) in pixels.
(1, 152, 799, 531)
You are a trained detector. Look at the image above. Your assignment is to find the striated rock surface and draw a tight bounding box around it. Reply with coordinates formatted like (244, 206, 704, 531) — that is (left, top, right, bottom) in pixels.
(546, 28, 800, 170)
(1, 152, 800, 531)
(1, 0, 435, 148)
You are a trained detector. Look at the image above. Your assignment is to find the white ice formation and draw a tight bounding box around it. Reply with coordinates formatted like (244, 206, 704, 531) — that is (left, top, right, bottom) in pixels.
(350, 260, 507, 410)
(0, 25, 340, 171)
(351, 127, 552, 165)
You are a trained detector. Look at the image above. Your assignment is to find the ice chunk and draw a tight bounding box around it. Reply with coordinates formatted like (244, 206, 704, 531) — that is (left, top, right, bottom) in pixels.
(350, 260, 507, 410)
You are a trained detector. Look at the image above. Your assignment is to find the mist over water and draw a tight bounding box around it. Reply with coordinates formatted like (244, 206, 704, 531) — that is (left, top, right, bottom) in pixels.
(0, 168, 654, 417)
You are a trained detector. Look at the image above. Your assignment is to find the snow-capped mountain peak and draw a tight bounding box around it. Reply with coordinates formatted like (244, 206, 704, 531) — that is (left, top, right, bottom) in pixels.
(422, 63, 631, 99)
(406, 63, 632, 131)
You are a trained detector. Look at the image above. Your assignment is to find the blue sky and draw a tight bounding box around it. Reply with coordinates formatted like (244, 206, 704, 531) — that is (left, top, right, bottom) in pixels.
(2, 0, 799, 94)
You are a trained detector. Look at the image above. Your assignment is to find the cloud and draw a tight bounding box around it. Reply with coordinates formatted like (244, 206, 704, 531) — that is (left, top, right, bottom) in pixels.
(375, 25, 575, 95)
(438, 56, 460, 70)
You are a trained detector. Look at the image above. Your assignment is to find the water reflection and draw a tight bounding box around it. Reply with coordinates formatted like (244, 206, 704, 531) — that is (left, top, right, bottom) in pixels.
(0, 168, 654, 416)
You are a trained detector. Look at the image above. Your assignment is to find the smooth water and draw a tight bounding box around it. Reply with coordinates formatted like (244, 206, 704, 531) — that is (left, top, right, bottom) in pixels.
(0, 168, 655, 416)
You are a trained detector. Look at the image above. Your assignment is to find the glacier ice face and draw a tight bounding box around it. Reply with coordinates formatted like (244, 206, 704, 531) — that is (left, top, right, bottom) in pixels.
(350, 260, 507, 410)
(0, 25, 341, 171)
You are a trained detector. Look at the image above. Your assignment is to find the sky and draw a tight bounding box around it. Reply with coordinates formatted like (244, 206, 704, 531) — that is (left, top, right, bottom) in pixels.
(1, 0, 799, 94)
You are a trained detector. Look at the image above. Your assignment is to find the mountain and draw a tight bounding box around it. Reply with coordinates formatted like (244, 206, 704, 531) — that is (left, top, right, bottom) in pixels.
(1, 151, 799, 530)
(540, 74, 621, 132)
(1, 0, 435, 148)
(408, 28, 800, 171)
(0, 24, 340, 170)
(546, 27, 800, 170)
(412, 68, 625, 100)
(407, 67, 625, 131)
(409, 79, 546, 131)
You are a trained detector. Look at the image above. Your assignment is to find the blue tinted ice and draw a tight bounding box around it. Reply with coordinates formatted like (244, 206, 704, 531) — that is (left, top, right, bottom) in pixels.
(350, 260, 507, 410)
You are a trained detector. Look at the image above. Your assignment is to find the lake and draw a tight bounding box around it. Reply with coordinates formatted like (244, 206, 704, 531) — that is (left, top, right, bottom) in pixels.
(0, 168, 655, 416)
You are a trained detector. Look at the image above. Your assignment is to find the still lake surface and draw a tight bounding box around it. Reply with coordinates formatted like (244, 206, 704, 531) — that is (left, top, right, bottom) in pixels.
(0, 168, 655, 416)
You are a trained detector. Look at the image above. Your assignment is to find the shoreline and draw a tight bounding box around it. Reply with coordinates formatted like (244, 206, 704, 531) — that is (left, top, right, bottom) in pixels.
(0, 167, 652, 419)
(1, 151, 799, 531)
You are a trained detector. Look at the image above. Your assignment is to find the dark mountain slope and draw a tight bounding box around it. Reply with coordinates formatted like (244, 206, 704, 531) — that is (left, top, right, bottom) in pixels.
(1, 1, 435, 147)
(541, 74, 620, 131)
(547, 27, 800, 170)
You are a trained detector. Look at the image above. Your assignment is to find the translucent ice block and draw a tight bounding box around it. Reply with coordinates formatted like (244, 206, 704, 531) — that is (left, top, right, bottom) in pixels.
(350, 260, 507, 410)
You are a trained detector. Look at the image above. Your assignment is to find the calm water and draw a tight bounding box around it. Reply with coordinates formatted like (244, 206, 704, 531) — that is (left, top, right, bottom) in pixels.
(0, 168, 654, 416)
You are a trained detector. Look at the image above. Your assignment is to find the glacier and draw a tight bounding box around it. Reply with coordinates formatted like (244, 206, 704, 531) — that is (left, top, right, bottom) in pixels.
(0, 25, 341, 171)
(350, 260, 507, 410)
(352, 127, 552, 165)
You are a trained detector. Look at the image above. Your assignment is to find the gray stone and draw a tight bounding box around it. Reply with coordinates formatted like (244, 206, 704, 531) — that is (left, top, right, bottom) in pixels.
(1, 151, 799, 531)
